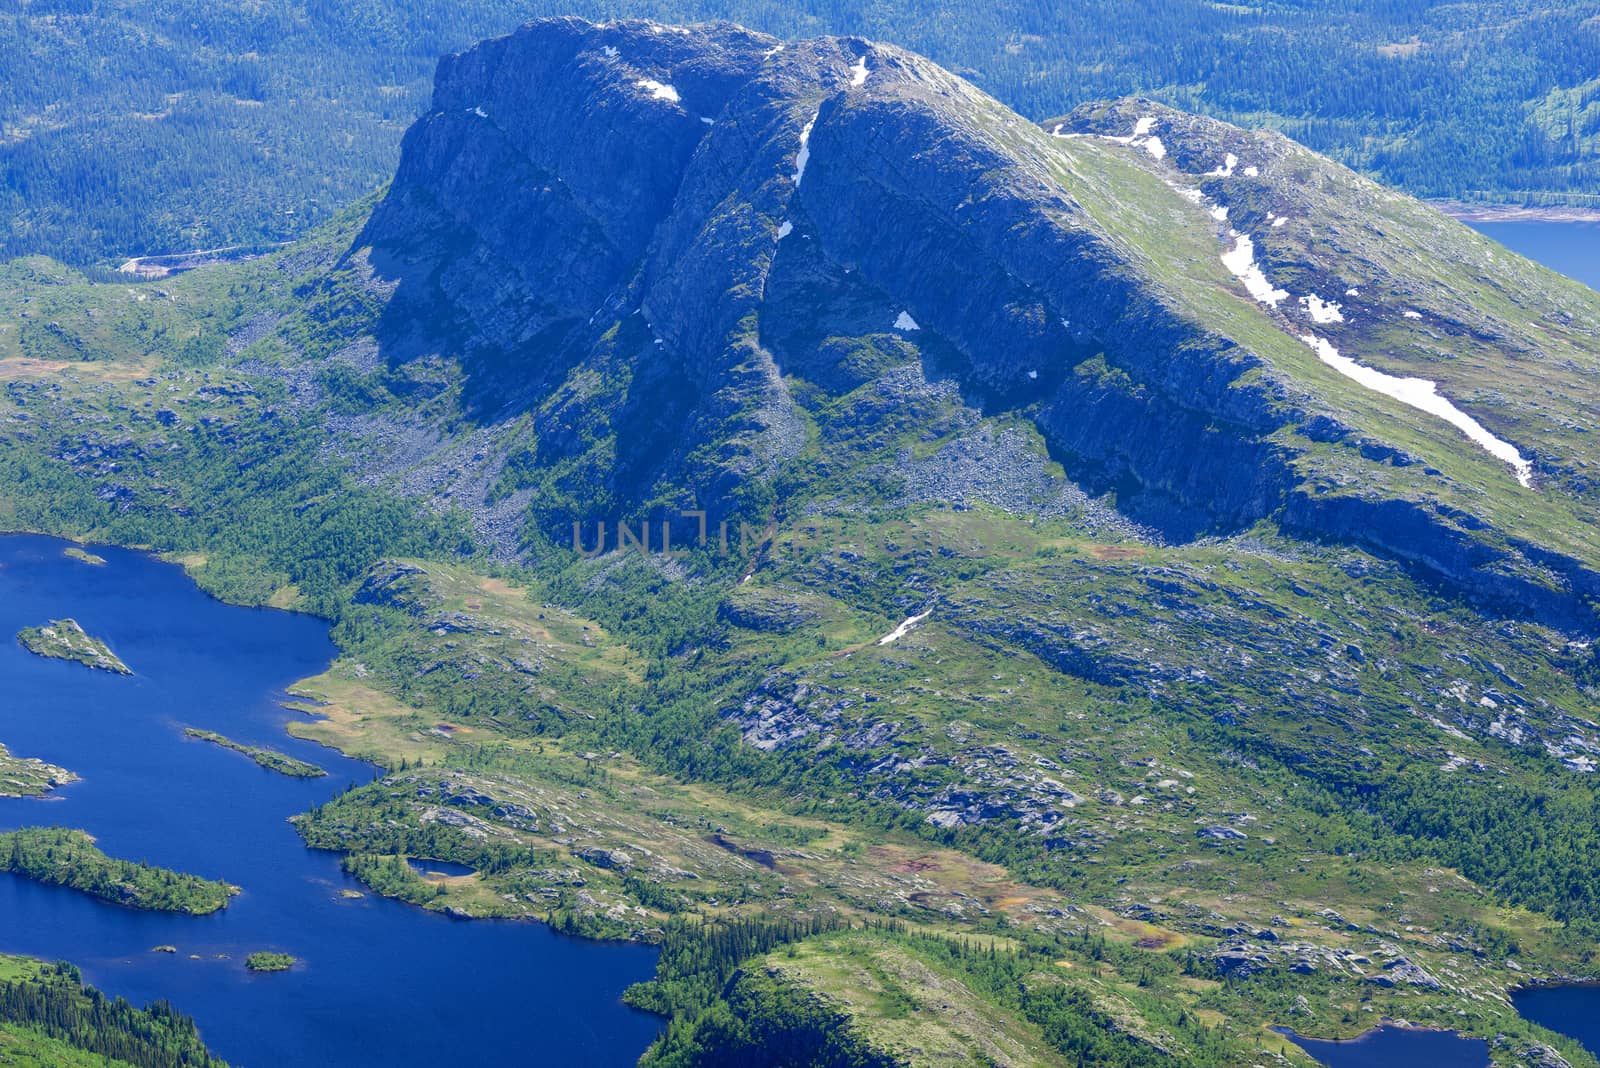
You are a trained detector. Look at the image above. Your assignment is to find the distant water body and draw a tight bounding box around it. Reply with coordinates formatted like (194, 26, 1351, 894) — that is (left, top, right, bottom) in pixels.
(1467, 219, 1600, 291)
(1279, 1024, 1489, 1067)
(1513, 985, 1600, 1058)
(0, 534, 660, 1067)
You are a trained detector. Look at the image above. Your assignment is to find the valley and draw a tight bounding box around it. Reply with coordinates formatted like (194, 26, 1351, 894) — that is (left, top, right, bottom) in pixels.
(0, 15, 1598, 1068)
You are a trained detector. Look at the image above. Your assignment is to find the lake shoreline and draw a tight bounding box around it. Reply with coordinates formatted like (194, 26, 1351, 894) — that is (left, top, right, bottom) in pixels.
(1276, 1022, 1491, 1067)
(0, 531, 662, 1067)
(1436, 201, 1600, 224)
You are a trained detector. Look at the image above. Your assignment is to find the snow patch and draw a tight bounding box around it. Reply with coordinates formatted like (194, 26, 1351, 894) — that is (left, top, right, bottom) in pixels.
(470, 106, 487, 118)
(1220, 234, 1289, 306)
(1345, 288, 1360, 297)
(1302, 294, 1344, 324)
(1298, 334, 1533, 486)
(635, 79, 681, 104)
(1143, 136, 1167, 160)
(1179, 188, 1205, 204)
(1210, 153, 1239, 178)
(776, 220, 793, 240)
(850, 55, 870, 87)
(700, 116, 715, 125)
(1403, 310, 1423, 319)
(792, 110, 819, 186)
(1209, 204, 1229, 222)
(1272, 215, 1288, 227)
(602, 45, 619, 59)
(1243, 165, 1260, 177)
(1133, 116, 1156, 136)
(878, 610, 932, 645)
(1027, 369, 1038, 380)
(893, 310, 921, 332)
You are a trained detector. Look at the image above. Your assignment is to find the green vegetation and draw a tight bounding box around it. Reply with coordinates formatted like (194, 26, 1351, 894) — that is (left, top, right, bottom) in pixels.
(2, 1, 1597, 267)
(0, 743, 76, 798)
(62, 546, 106, 566)
(0, 828, 238, 915)
(337, 855, 446, 909)
(183, 729, 326, 779)
(243, 952, 296, 973)
(642, 924, 1221, 1067)
(17, 619, 131, 675)
(0, 956, 226, 1067)
(5, 66, 1600, 1065)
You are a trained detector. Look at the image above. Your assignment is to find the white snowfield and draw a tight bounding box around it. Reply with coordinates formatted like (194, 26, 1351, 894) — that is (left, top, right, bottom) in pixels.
(1058, 106, 1531, 488)
(1220, 234, 1289, 306)
(793, 110, 819, 185)
(893, 310, 921, 331)
(1298, 334, 1533, 487)
(776, 220, 793, 240)
(878, 610, 932, 645)
(1302, 294, 1344, 324)
(635, 79, 680, 104)
(850, 55, 870, 87)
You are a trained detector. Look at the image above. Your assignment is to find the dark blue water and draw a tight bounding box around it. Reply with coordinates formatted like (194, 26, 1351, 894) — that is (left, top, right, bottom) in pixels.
(1279, 1025, 1489, 1067)
(0, 533, 660, 1067)
(1468, 220, 1600, 291)
(1514, 985, 1600, 1057)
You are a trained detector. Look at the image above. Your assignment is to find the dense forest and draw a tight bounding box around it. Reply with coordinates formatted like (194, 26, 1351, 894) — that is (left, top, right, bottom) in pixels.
(2, 0, 1598, 264)
(0, 959, 224, 1067)
(0, 827, 238, 915)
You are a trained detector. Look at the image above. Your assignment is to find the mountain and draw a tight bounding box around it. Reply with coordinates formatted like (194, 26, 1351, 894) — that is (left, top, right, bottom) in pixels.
(4, 0, 1599, 265)
(350, 16, 1600, 624)
(5, 16, 1600, 1068)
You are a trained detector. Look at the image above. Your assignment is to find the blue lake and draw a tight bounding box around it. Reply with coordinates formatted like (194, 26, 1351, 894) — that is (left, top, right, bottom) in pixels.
(1513, 985, 1600, 1057)
(1467, 219, 1600, 291)
(1279, 1025, 1489, 1067)
(0, 533, 660, 1067)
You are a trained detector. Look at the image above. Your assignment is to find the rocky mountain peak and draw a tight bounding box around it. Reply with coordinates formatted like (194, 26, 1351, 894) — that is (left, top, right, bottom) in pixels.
(348, 17, 1600, 627)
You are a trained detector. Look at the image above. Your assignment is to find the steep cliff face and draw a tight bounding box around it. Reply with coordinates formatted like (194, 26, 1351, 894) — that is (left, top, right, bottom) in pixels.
(351, 17, 1600, 624)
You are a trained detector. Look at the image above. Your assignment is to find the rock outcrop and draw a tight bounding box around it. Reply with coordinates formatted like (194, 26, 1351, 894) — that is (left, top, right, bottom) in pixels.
(348, 17, 1600, 627)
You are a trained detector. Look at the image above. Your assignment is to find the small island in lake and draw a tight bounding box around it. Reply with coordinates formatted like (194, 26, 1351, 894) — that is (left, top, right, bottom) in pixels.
(0, 827, 238, 914)
(17, 619, 131, 675)
(184, 729, 326, 778)
(63, 546, 107, 566)
(0, 743, 77, 798)
(245, 952, 297, 973)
